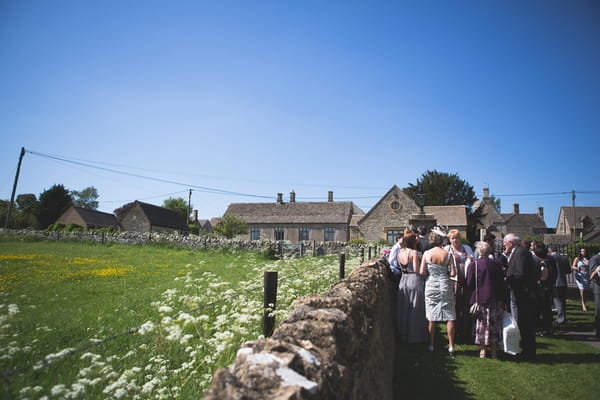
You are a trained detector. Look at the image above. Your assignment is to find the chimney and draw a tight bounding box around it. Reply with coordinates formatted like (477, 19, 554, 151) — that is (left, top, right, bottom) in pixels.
(328, 191, 333, 202)
(513, 203, 519, 214)
(276, 193, 283, 205)
(290, 190, 296, 203)
(538, 206, 544, 220)
(483, 187, 490, 199)
(194, 210, 198, 222)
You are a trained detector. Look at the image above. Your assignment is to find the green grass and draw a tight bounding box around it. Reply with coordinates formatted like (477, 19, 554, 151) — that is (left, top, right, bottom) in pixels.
(395, 293, 600, 400)
(0, 237, 358, 399)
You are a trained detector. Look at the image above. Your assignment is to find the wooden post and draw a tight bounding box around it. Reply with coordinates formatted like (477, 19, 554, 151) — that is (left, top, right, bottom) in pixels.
(263, 271, 278, 337)
(361, 247, 365, 263)
(368, 246, 372, 260)
(339, 252, 346, 280)
(4, 147, 26, 228)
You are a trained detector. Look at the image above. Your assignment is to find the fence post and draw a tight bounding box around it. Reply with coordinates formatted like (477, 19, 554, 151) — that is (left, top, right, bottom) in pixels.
(263, 271, 278, 337)
(339, 252, 346, 280)
(361, 247, 364, 263)
(368, 246, 372, 260)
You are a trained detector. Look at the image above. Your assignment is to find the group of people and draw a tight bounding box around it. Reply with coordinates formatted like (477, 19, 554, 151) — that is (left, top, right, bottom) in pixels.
(387, 227, 600, 362)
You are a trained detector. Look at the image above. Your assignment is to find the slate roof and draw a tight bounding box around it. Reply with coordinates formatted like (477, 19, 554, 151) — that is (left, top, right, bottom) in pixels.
(225, 201, 364, 224)
(135, 201, 189, 231)
(424, 205, 467, 227)
(501, 212, 547, 231)
(558, 206, 600, 227)
(74, 207, 120, 228)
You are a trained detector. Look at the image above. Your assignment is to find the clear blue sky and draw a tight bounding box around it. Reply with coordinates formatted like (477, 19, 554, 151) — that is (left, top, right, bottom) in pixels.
(1, 0, 599, 229)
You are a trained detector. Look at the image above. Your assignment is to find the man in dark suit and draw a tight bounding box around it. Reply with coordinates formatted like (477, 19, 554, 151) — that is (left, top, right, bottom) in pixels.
(504, 233, 537, 361)
(549, 245, 570, 324)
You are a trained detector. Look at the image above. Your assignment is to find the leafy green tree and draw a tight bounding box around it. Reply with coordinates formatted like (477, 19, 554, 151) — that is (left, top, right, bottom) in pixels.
(162, 197, 190, 222)
(36, 184, 72, 229)
(404, 170, 480, 243)
(14, 193, 39, 228)
(71, 186, 99, 210)
(214, 213, 249, 239)
(0, 199, 8, 227)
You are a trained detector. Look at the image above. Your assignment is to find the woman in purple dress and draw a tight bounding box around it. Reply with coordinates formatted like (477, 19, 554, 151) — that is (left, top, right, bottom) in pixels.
(466, 241, 506, 359)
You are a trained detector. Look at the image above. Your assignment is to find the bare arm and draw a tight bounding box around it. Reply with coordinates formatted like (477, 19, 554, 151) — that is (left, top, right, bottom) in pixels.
(448, 253, 456, 277)
(572, 257, 579, 271)
(413, 250, 421, 274)
(419, 251, 427, 276)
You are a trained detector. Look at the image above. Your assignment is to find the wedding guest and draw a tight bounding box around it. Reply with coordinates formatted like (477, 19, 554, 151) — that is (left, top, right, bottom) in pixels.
(548, 245, 570, 324)
(445, 229, 474, 343)
(396, 231, 427, 343)
(466, 241, 505, 359)
(572, 247, 591, 312)
(505, 233, 537, 361)
(533, 242, 557, 336)
(420, 227, 457, 354)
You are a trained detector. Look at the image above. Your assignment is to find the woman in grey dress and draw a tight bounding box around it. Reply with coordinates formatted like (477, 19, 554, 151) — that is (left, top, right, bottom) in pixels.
(396, 231, 427, 343)
(420, 228, 457, 353)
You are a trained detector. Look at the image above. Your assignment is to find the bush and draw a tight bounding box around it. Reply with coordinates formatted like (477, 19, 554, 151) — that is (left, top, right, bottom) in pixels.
(348, 238, 367, 246)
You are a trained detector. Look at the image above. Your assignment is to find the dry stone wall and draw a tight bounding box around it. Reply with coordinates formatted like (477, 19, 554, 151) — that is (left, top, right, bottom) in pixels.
(204, 259, 397, 400)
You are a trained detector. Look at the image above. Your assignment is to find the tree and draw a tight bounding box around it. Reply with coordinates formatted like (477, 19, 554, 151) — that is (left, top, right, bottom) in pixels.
(71, 187, 99, 210)
(162, 197, 190, 222)
(36, 184, 72, 229)
(403, 170, 480, 243)
(214, 213, 249, 239)
(15, 193, 39, 228)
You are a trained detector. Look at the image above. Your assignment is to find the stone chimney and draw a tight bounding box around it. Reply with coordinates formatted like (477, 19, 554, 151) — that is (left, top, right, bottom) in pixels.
(483, 187, 490, 199)
(328, 191, 333, 202)
(513, 203, 519, 214)
(290, 190, 296, 203)
(538, 206, 544, 220)
(277, 193, 283, 205)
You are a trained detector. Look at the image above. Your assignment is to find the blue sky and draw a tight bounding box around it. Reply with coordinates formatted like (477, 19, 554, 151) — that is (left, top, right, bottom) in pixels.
(1, 0, 599, 229)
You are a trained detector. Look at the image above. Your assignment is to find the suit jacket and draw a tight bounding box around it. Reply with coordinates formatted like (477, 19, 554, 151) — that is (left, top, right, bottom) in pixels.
(506, 245, 536, 296)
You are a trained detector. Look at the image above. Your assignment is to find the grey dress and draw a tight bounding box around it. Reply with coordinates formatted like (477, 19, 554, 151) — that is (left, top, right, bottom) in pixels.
(396, 253, 427, 343)
(424, 253, 456, 321)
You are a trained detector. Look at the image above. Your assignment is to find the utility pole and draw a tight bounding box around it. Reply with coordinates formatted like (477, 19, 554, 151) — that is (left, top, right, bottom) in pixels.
(4, 147, 26, 228)
(187, 189, 192, 224)
(571, 190, 576, 241)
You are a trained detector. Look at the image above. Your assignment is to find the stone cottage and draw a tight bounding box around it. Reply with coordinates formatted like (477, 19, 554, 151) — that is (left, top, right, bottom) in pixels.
(116, 200, 189, 234)
(224, 191, 364, 242)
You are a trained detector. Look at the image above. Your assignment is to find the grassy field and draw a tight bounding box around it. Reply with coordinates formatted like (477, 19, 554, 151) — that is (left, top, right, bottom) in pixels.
(0, 237, 359, 399)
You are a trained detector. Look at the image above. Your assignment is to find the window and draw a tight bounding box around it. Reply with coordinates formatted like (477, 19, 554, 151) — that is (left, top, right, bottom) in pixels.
(387, 229, 403, 244)
(274, 227, 285, 241)
(299, 227, 309, 241)
(250, 226, 260, 240)
(324, 227, 336, 242)
(390, 200, 401, 211)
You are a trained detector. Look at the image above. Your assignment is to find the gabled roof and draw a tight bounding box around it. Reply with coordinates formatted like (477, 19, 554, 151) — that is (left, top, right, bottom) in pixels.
(135, 201, 189, 231)
(225, 201, 364, 224)
(558, 206, 600, 227)
(424, 205, 467, 227)
(501, 212, 547, 230)
(358, 185, 419, 224)
(73, 207, 120, 228)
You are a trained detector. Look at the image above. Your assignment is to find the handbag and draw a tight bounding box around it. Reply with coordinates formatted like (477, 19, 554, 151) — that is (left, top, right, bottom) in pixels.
(469, 259, 480, 317)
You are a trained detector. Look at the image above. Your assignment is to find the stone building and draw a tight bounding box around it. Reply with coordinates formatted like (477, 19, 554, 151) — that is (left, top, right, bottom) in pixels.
(555, 206, 600, 240)
(224, 191, 364, 242)
(116, 201, 189, 234)
(55, 206, 120, 230)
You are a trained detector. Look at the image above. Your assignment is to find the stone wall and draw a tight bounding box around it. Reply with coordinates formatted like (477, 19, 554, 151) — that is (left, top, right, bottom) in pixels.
(0, 229, 357, 257)
(203, 258, 397, 399)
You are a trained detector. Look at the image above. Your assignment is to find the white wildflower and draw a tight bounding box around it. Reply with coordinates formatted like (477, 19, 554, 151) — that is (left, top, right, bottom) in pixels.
(158, 305, 173, 314)
(8, 304, 19, 316)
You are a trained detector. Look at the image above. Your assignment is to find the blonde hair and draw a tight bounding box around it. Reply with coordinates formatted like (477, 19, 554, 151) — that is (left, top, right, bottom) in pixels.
(476, 241, 492, 257)
(448, 229, 461, 239)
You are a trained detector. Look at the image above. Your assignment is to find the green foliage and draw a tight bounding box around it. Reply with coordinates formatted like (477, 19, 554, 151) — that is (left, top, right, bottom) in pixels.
(36, 184, 72, 229)
(374, 238, 389, 247)
(65, 223, 84, 232)
(13, 193, 39, 229)
(348, 238, 367, 246)
(188, 223, 200, 235)
(162, 197, 190, 222)
(214, 213, 249, 239)
(71, 186, 99, 210)
(45, 223, 66, 231)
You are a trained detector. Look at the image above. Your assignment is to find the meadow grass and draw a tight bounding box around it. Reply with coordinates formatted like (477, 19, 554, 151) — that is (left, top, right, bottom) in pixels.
(0, 237, 359, 399)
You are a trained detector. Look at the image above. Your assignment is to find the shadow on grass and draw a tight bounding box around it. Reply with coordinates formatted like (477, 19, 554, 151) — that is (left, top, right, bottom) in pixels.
(393, 328, 475, 400)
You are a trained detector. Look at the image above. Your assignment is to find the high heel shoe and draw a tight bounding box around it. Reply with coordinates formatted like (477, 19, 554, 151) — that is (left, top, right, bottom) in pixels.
(479, 349, 486, 358)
